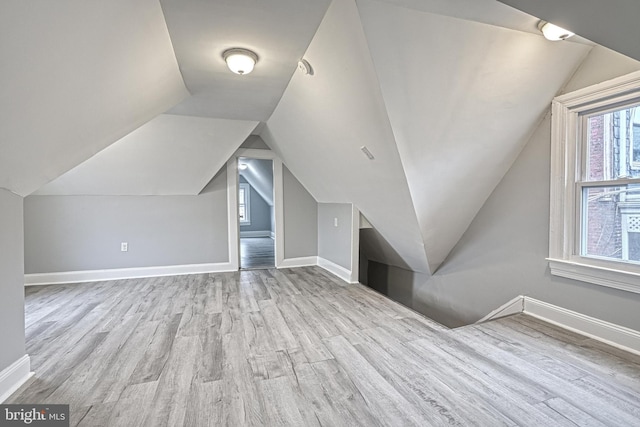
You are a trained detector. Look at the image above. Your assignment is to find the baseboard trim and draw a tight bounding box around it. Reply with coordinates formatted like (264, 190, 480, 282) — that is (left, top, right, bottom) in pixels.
(523, 297, 640, 357)
(476, 296, 524, 324)
(24, 262, 235, 286)
(0, 355, 33, 403)
(278, 256, 318, 268)
(239, 231, 272, 238)
(478, 295, 640, 356)
(317, 257, 357, 284)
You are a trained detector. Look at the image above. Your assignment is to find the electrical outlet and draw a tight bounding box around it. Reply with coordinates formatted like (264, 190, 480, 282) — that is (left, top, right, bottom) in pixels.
(121, 242, 128, 252)
(334, 217, 338, 227)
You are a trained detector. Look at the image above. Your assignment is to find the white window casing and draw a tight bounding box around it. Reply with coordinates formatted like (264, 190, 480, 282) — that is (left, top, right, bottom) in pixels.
(549, 70, 640, 294)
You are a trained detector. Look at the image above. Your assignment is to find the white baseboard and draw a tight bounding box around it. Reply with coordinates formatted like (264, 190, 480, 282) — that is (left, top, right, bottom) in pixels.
(0, 355, 33, 403)
(524, 297, 640, 356)
(278, 256, 318, 268)
(239, 231, 272, 238)
(478, 295, 640, 356)
(24, 262, 235, 286)
(476, 296, 524, 324)
(317, 257, 357, 284)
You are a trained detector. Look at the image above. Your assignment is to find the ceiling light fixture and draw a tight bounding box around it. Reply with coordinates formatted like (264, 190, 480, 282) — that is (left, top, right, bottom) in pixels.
(238, 163, 248, 170)
(538, 20, 574, 41)
(223, 48, 258, 75)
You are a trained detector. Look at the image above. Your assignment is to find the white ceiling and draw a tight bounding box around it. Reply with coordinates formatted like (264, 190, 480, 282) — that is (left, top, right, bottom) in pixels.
(357, 0, 590, 271)
(160, 0, 331, 121)
(0, 0, 187, 196)
(35, 115, 256, 196)
(498, 0, 640, 62)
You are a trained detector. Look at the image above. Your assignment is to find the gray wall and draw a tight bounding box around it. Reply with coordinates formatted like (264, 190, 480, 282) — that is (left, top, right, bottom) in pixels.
(24, 171, 228, 273)
(283, 166, 318, 258)
(364, 46, 640, 329)
(318, 203, 352, 270)
(239, 176, 273, 233)
(0, 189, 26, 372)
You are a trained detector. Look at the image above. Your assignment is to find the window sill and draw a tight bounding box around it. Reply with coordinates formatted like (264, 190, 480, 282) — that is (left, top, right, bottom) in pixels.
(548, 258, 640, 294)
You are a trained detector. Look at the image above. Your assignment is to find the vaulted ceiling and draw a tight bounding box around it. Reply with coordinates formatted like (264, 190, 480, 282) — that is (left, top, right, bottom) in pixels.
(5, 0, 637, 275)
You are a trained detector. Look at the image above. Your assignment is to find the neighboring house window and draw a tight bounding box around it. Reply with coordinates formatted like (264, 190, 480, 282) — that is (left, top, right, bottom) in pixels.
(239, 183, 251, 225)
(549, 71, 640, 294)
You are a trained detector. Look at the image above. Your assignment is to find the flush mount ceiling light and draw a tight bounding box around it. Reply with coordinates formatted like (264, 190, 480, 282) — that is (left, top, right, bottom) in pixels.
(238, 163, 248, 170)
(223, 48, 258, 75)
(538, 20, 574, 41)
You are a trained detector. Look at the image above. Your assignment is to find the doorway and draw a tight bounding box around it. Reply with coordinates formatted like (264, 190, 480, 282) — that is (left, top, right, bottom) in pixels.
(238, 157, 275, 269)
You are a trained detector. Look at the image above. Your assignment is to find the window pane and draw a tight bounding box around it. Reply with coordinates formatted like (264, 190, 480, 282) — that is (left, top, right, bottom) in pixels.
(239, 206, 245, 221)
(582, 185, 640, 263)
(586, 105, 640, 181)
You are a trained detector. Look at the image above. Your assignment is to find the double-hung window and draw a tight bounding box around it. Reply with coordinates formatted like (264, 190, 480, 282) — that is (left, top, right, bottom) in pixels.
(549, 71, 640, 294)
(239, 183, 251, 225)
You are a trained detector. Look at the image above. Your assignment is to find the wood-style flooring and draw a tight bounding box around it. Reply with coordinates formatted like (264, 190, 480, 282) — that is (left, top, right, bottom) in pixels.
(9, 267, 640, 426)
(240, 237, 275, 269)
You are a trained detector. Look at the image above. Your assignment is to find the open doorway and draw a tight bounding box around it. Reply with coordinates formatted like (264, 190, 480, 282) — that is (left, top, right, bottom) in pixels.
(238, 157, 275, 269)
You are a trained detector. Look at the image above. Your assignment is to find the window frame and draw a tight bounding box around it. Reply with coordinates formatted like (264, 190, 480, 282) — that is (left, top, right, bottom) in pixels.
(549, 70, 640, 294)
(238, 182, 251, 225)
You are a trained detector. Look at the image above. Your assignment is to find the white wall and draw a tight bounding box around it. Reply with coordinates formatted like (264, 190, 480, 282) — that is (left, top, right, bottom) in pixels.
(0, 189, 26, 372)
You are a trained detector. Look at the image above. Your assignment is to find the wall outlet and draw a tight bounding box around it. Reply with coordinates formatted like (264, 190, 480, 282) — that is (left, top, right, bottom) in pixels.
(121, 242, 128, 252)
(334, 217, 338, 227)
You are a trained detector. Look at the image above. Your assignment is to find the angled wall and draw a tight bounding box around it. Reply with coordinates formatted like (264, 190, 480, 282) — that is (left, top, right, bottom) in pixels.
(262, 0, 428, 273)
(357, 0, 590, 271)
(0, 1, 188, 196)
(35, 115, 256, 196)
(369, 47, 640, 328)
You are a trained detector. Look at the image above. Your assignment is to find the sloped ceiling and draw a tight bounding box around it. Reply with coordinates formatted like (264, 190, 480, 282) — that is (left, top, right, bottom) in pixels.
(239, 158, 274, 206)
(262, 0, 430, 273)
(357, 0, 590, 271)
(160, 0, 331, 121)
(35, 115, 256, 196)
(498, 0, 640, 62)
(0, 0, 188, 196)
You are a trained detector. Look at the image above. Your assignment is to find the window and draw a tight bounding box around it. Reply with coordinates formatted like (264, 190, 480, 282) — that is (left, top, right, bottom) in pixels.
(239, 183, 251, 225)
(549, 71, 640, 294)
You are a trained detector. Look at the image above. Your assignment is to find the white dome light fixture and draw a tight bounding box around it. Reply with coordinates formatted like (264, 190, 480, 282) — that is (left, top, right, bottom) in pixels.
(538, 20, 574, 41)
(223, 48, 258, 75)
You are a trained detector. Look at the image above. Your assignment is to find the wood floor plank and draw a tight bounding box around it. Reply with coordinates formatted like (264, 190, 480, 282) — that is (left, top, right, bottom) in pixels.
(10, 267, 640, 426)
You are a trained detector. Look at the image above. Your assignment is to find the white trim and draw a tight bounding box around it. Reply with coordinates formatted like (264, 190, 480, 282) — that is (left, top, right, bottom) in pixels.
(0, 355, 33, 403)
(317, 257, 357, 284)
(278, 256, 319, 268)
(524, 297, 640, 357)
(270, 231, 275, 239)
(477, 295, 640, 356)
(239, 230, 272, 238)
(24, 262, 235, 286)
(273, 158, 285, 267)
(350, 205, 360, 283)
(228, 148, 284, 271)
(550, 70, 640, 290)
(548, 258, 640, 294)
(227, 158, 240, 271)
(475, 296, 524, 323)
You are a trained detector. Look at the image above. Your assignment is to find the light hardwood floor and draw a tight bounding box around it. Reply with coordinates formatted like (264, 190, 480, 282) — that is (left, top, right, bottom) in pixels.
(240, 237, 275, 269)
(9, 267, 640, 426)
